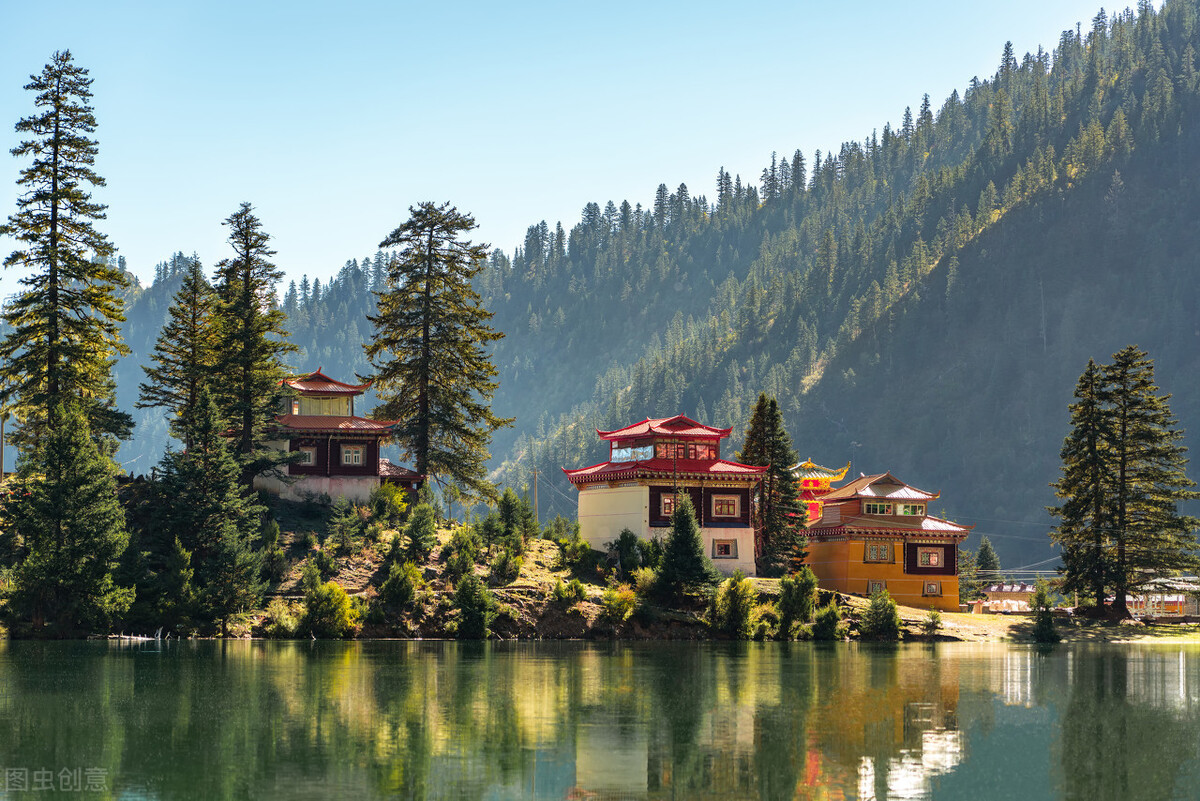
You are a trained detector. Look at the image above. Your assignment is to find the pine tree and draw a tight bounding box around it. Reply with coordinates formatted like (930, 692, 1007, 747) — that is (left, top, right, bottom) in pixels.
(157, 387, 264, 635)
(657, 493, 720, 599)
(3, 401, 132, 634)
(211, 203, 296, 484)
(738, 393, 805, 574)
(976, 535, 1002, 578)
(366, 202, 512, 501)
(0, 51, 130, 445)
(137, 256, 218, 449)
(1049, 360, 1110, 607)
(1100, 346, 1199, 616)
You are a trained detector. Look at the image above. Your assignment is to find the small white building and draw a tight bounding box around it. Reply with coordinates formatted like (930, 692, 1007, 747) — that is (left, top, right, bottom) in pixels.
(562, 415, 766, 576)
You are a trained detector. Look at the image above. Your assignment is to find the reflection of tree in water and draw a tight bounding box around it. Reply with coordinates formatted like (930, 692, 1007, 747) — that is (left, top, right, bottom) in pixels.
(646, 643, 712, 795)
(1058, 648, 1200, 801)
(753, 642, 816, 800)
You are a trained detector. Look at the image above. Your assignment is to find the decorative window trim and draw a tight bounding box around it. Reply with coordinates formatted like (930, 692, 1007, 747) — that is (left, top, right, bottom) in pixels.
(864, 502, 893, 515)
(917, 546, 942, 568)
(864, 542, 894, 563)
(923, 581, 942, 597)
(661, 494, 675, 517)
(712, 494, 740, 519)
(341, 445, 364, 466)
(712, 539, 737, 558)
(899, 504, 926, 516)
(297, 447, 316, 465)
(868, 579, 887, 595)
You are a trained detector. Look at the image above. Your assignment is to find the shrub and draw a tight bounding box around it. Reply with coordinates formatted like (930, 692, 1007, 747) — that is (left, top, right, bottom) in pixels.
(443, 526, 482, 582)
(632, 567, 657, 598)
(609, 529, 642, 575)
(328, 497, 366, 554)
(601, 583, 638, 622)
(368, 482, 408, 528)
(637, 536, 665, 571)
(555, 533, 600, 575)
(713, 570, 757, 639)
(303, 581, 360, 638)
(403, 503, 438, 561)
(551, 577, 586, 604)
(778, 567, 818, 638)
(312, 548, 337, 581)
(1031, 579, 1061, 643)
(262, 544, 288, 583)
(445, 548, 475, 583)
(860, 589, 902, 640)
(922, 607, 943, 636)
(300, 529, 318, 550)
(299, 557, 322, 594)
(454, 572, 497, 639)
(543, 514, 579, 541)
(489, 548, 523, 585)
(262, 598, 299, 638)
(380, 561, 423, 608)
(812, 601, 843, 641)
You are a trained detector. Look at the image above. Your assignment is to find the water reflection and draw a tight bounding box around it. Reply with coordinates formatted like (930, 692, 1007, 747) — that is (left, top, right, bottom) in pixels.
(0, 641, 1198, 800)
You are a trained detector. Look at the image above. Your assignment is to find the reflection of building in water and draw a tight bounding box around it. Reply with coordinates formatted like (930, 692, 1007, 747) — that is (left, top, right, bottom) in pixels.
(857, 729, 964, 801)
(1122, 648, 1200, 712)
(999, 650, 1036, 707)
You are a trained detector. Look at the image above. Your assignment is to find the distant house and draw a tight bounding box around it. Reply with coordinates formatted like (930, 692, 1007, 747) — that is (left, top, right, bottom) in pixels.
(254, 368, 423, 503)
(563, 415, 767, 576)
(793, 458, 851, 524)
(805, 472, 972, 611)
(981, 583, 1036, 613)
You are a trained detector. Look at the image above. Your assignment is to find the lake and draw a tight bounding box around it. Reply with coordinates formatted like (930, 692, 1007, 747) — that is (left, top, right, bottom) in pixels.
(0, 640, 1197, 800)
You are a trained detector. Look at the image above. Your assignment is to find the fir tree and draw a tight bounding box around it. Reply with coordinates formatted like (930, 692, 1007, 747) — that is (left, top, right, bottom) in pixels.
(137, 256, 217, 449)
(211, 202, 297, 484)
(366, 202, 512, 501)
(657, 492, 720, 599)
(3, 401, 132, 634)
(976, 535, 1002, 578)
(737, 393, 805, 574)
(1100, 346, 1199, 616)
(0, 51, 130, 445)
(156, 387, 264, 635)
(1050, 360, 1114, 608)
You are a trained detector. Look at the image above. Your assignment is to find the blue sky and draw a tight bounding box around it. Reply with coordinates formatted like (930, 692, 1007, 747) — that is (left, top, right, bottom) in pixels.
(0, 1, 1119, 294)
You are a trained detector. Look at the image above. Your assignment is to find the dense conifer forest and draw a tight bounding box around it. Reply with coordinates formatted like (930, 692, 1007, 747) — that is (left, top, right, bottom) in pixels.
(95, 0, 1200, 572)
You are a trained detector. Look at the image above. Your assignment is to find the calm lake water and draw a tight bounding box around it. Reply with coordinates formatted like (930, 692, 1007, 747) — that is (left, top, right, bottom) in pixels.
(1, 640, 1198, 800)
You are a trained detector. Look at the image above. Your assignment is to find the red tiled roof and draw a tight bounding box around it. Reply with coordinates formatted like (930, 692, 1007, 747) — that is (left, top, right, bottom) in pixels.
(821, 472, 939, 502)
(283, 368, 372, 395)
(378, 459, 423, 480)
(596, 414, 731, 442)
(563, 457, 766, 484)
(274, 414, 395, 433)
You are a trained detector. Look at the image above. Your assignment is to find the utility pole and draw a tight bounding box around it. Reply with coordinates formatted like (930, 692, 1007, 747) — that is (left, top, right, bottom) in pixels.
(531, 468, 540, 526)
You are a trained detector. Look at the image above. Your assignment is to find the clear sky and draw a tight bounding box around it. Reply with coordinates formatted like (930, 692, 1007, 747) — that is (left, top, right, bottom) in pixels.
(0, 1, 1118, 295)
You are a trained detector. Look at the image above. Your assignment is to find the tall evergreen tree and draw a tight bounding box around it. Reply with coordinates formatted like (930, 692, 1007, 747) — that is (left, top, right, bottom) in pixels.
(3, 401, 132, 634)
(211, 202, 296, 484)
(1050, 360, 1111, 609)
(137, 256, 218, 449)
(156, 386, 265, 635)
(738, 393, 805, 575)
(0, 50, 130, 445)
(1100, 346, 1199, 616)
(657, 492, 720, 599)
(366, 202, 512, 501)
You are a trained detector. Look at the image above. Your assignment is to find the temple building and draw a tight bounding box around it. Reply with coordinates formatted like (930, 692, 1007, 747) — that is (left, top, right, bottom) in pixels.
(804, 472, 972, 611)
(563, 415, 767, 576)
(793, 458, 851, 524)
(254, 368, 423, 503)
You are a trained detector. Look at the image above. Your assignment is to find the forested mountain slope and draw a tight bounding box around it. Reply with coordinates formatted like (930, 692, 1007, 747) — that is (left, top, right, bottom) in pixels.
(109, 1, 1200, 572)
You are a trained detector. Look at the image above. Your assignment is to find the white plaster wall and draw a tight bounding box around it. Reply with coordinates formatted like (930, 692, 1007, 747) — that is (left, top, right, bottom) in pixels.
(254, 474, 380, 504)
(578, 486, 648, 551)
(702, 526, 757, 576)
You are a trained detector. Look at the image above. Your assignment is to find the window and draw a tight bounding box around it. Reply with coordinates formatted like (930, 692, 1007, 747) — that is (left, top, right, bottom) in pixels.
(713, 540, 737, 558)
(342, 445, 364, 466)
(864, 542, 894, 563)
(923, 581, 942, 597)
(712, 495, 740, 518)
(297, 447, 316, 465)
(655, 442, 686, 460)
(864, 502, 893, 515)
(868, 579, 887, 595)
(917, 547, 942, 567)
(291, 400, 300, 415)
(611, 444, 652, 462)
(660, 494, 675, 516)
(687, 442, 717, 460)
(899, 504, 926, 516)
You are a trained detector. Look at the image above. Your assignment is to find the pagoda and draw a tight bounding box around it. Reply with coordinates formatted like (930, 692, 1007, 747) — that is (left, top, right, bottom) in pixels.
(253, 368, 423, 503)
(792, 458, 851, 524)
(563, 414, 767, 576)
